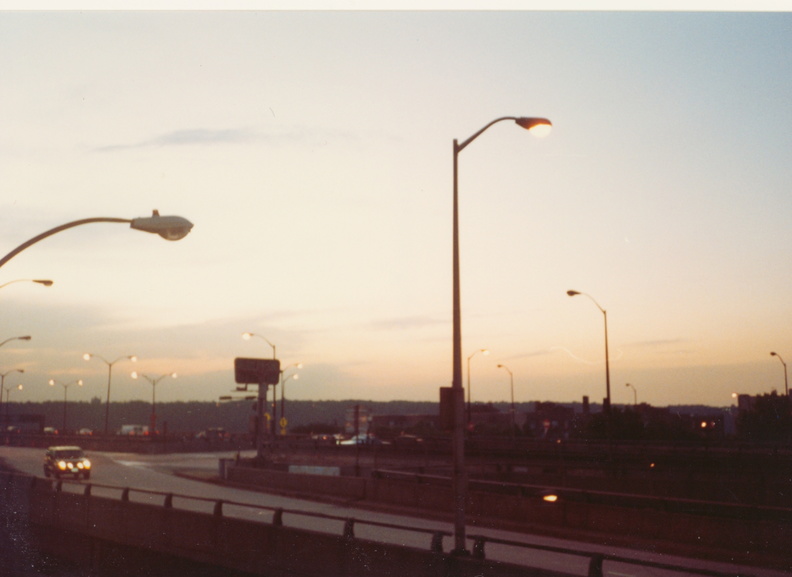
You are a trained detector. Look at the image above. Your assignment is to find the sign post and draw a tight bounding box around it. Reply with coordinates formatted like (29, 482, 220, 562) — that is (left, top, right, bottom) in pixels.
(235, 357, 280, 459)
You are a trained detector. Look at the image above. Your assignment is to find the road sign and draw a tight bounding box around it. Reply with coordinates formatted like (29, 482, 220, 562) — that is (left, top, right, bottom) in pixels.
(279, 417, 287, 429)
(234, 357, 280, 385)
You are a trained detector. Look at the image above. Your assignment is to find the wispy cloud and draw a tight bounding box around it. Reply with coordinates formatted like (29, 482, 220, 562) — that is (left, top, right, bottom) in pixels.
(95, 128, 256, 152)
(366, 315, 444, 331)
(94, 125, 367, 153)
(626, 339, 689, 348)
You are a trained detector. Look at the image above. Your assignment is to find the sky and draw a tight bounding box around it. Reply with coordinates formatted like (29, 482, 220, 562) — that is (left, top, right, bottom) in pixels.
(1, 9, 792, 410)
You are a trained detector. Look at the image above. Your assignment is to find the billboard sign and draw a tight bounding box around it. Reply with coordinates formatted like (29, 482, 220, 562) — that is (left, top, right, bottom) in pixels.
(234, 357, 280, 385)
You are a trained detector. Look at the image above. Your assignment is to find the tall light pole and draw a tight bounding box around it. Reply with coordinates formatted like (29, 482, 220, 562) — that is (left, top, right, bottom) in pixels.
(243, 332, 278, 435)
(48, 379, 83, 433)
(770, 352, 789, 397)
(0, 369, 23, 427)
(84, 353, 137, 434)
(132, 372, 177, 433)
(280, 365, 301, 436)
(4, 384, 23, 423)
(625, 382, 637, 405)
(566, 290, 611, 413)
(451, 115, 551, 554)
(466, 348, 489, 424)
(497, 364, 515, 439)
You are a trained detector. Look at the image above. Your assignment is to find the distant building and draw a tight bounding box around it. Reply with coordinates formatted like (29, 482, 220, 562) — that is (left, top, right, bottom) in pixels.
(524, 402, 575, 439)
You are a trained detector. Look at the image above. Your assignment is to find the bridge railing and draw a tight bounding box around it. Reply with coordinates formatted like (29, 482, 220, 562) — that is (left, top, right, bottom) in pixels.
(11, 471, 765, 577)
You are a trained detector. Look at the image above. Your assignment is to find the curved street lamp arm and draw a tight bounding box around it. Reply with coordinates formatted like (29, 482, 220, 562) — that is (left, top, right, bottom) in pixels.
(0, 217, 131, 270)
(456, 116, 552, 153)
(456, 117, 518, 153)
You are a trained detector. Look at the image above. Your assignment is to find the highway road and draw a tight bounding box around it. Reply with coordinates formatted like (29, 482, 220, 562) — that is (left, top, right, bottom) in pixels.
(1, 446, 788, 577)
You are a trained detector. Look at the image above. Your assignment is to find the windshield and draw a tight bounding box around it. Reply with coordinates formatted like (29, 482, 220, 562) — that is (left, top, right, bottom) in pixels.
(54, 450, 84, 459)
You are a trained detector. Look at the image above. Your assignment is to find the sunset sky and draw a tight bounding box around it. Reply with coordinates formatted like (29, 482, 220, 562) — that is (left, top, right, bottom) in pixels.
(2, 9, 791, 409)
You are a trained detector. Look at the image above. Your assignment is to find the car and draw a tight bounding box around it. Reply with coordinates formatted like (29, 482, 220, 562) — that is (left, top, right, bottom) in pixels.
(43, 446, 92, 480)
(196, 427, 229, 441)
(339, 434, 384, 446)
(392, 434, 424, 447)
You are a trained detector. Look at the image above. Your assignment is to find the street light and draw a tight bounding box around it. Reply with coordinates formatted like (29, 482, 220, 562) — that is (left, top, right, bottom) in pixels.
(0, 279, 54, 290)
(0, 369, 23, 427)
(770, 352, 789, 397)
(84, 353, 137, 434)
(48, 379, 83, 433)
(242, 332, 276, 359)
(0, 210, 193, 270)
(3, 384, 23, 423)
(466, 349, 489, 424)
(0, 335, 32, 348)
(132, 372, 177, 434)
(243, 332, 278, 435)
(279, 363, 302, 436)
(280, 363, 302, 435)
(566, 290, 611, 413)
(625, 383, 637, 405)
(451, 115, 551, 554)
(497, 364, 515, 439)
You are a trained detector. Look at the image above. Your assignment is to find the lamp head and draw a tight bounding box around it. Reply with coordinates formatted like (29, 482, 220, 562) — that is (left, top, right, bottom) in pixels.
(19, 336, 32, 341)
(130, 210, 193, 241)
(771, 351, 778, 356)
(515, 117, 552, 137)
(566, 290, 580, 297)
(242, 332, 253, 340)
(34, 280, 54, 286)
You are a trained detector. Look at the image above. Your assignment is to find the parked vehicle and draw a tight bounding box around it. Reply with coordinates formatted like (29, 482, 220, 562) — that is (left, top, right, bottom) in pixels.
(339, 434, 384, 446)
(43, 446, 91, 480)
(118, 424, 149, 436)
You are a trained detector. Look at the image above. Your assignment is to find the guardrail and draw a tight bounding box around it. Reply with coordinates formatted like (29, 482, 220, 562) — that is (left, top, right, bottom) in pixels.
(3, 471, 763, 577)
(373, 468, 792, 524)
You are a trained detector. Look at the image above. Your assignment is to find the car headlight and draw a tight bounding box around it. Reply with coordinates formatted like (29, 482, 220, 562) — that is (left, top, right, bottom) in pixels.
(58, 461, 67, 470)
(83, 460, 91, 469)
(77, 462, 84, 469)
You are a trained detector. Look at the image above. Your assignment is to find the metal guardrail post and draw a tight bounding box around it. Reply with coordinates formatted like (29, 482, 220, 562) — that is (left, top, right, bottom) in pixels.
(121, 488, 130, 502)
(164, 493, 173, 508)
(214, 500, 223, 517)
(472, 537, 486, 559)
(431, 532, 444, 553)
(83, 484, 91, 497)
(273, 508, 283, 526)
(343, 518, 355, 539)
(588, 554, 604, 577)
